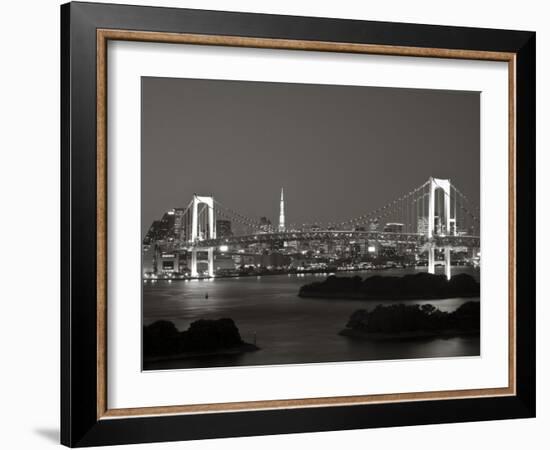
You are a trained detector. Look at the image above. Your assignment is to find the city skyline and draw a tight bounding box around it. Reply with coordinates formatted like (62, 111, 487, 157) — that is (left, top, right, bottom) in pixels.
(143, 182, 474, 235)
(141, 77, 480, 239)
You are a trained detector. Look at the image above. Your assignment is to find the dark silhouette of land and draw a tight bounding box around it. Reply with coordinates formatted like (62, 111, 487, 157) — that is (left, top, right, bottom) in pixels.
(298, 273, 480, 300)
(340, 301, 480, 340)
(143, 318, 258, 367)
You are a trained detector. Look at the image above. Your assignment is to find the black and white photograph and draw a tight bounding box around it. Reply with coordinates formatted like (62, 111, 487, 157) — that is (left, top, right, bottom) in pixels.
(141, 77, 481, 371)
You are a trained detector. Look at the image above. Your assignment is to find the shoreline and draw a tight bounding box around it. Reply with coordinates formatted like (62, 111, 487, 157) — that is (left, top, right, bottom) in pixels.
(143, 265, 478, 282)
(299, 292, 480, 301)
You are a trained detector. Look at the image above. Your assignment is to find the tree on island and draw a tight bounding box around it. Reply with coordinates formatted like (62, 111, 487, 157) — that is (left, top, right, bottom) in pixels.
(299, 272, 480, 300)
(344, 301, 480, 335)
(143, 317, 253, 358)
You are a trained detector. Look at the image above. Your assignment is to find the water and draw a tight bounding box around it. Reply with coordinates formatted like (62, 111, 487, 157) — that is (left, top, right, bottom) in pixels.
(143, 267, 480, 370)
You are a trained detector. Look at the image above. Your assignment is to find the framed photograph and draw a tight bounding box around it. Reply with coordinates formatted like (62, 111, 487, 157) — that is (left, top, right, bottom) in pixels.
(61, 2, 536, 447)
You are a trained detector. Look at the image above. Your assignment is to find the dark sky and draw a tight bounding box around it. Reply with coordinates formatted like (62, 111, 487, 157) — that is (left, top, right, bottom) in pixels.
(141, 77, 479, 236)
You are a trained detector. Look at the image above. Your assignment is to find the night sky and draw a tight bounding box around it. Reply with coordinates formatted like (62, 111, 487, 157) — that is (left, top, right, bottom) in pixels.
(141, 77, 479, 236)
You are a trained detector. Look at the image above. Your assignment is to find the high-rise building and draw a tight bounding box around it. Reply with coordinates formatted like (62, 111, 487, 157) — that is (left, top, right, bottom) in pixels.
(216, 219, 232, 238)
(143, 220, 162, 245)
(143, 208, 182, 245)
(278, 187, 285, 232)
(158, 210, 176, 241)
(173, 207, 187, 241)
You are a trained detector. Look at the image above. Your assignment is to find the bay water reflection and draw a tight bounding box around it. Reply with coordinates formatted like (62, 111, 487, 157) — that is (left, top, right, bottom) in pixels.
(143, 267, 480, 370)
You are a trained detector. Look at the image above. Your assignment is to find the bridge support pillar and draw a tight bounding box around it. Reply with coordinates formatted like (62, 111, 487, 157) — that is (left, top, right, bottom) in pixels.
(190, 248, 215, 278)
(207, 248, 214, 278)
(191, 249, 198, 278)
(444, 247, 451, 280)
(428, 247, 435, 274)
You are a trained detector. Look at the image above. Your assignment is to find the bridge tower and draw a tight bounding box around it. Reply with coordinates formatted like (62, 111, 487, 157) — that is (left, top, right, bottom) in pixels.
(427, 177, 453, 280)
(190, 194, 216, 278)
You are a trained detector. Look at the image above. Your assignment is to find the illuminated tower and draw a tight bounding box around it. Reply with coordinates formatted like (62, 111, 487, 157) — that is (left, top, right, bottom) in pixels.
(278, 187, 285, 232)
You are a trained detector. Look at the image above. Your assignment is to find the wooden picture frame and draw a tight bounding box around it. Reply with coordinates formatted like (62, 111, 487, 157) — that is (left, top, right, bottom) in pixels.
(61, 2, 535, 447)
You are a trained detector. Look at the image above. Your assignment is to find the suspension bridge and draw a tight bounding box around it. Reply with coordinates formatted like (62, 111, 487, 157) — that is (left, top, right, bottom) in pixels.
(164, 177, 480, 280)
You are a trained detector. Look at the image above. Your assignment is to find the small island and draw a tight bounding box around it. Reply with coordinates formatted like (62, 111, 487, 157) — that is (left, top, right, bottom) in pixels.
(298, 272, 480, 300)
(340, 301, 480, 341)
(143, 318, 259, 366)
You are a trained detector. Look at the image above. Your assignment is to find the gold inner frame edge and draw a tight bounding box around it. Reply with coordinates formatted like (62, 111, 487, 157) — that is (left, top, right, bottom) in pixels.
(95, 28, 517, 420)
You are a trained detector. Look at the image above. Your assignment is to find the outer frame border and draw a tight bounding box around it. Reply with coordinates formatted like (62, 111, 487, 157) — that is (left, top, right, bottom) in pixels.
(96, 28, 515, 418)
(61, 2, 535, 447)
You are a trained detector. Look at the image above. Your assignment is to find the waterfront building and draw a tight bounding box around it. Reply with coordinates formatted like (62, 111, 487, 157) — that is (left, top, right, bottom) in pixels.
(142, 243, 157, 274)
(214, 254, 236, 271)
(383, 222, 404, 233)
